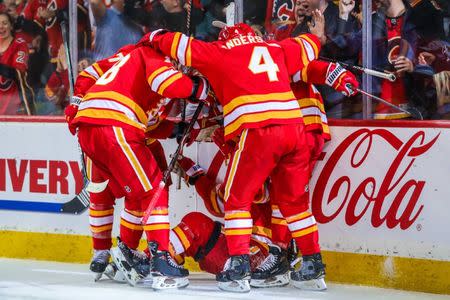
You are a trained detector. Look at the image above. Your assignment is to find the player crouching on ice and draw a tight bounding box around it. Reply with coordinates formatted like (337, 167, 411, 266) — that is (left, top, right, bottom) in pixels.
(65, 41, 209, 289)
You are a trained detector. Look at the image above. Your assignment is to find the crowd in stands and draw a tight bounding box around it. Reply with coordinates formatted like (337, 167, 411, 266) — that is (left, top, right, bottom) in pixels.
(0, 0, 448, 119)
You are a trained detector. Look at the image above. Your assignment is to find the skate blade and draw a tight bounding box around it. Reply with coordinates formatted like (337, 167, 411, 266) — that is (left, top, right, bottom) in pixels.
(151, 276, 189, 290)
(218, 280, 250, 293)
(104, 263, 127, 283)
(136, 274, 153, 288)
(250, 272, 289, 288)
(291, 277, 327, 291)
(93, 272, 103, 282)
(110, 247, 141, 287)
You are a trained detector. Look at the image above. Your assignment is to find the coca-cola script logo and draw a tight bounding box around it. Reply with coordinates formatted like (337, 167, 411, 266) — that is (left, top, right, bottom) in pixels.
(312, 129, 439, 230)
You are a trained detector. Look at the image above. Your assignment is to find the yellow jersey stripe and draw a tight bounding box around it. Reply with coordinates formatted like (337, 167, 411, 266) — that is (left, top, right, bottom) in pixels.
(90, 224, 113, 233)
(286, 211, 312, 223)
(157, 73, 183, 95)
(224, 130, 248, 201)
(224, 110, 301, 138)
(147, 66, 170, 86)
(173, 226, 191, 249)
(75, 108, 145, 130)
(171, 33, 182, 60)
(291, 225, 318, 238)
(84, 91, 148, 125)
(144, 224, 170, 231)
(224, 91, 296, 115)
(113, 127, 152, 191)
(120, 219, 143, 230)
(89, 208, 114, 217)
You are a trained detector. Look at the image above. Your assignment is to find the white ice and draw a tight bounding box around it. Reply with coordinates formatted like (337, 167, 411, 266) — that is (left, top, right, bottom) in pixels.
(0, 258, 448, 300)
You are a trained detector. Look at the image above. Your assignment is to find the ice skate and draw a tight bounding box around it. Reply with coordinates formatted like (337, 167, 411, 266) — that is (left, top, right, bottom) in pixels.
(250, 245, 289, 288)
(149, 241, 189, 290)
(103, 262, 127, 283)
(89, 249, 110, 281)
(290, 253, 327, 291)
(216, 255, 251, 293)
(110, 238, 150, 286)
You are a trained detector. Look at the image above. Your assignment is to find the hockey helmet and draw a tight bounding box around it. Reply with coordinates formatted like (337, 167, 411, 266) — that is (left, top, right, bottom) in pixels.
(217, 23, 256, 41)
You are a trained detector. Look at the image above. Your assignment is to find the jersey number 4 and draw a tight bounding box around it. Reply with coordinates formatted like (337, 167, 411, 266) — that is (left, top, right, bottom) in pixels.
(97, 54, 131, 85)
(248, 46, 280, 82)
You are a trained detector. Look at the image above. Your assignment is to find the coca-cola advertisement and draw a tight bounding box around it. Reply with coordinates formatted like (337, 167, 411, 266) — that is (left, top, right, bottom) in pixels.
(309, 123, 449, 261)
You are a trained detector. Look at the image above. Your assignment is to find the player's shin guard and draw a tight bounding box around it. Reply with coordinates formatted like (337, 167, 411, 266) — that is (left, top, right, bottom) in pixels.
(285, 211, 320, 256)
(143, 207, 170, 251)
(89, 205, 114, 251)
(284, 211, 326, 291)
(224, 211, 253, 256)
(120, 208, 144, 249)
(89, 204, 114, 280)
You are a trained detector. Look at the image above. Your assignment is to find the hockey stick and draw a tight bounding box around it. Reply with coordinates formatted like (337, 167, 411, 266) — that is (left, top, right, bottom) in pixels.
(319, 57, 397, 82)
(59, 17, 91, 214)
(142, 101, 205, 225)
(352, 86, 423, 120)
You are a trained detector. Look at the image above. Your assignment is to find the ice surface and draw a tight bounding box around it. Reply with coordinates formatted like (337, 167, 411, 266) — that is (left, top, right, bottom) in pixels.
(0, 258, 448, 300)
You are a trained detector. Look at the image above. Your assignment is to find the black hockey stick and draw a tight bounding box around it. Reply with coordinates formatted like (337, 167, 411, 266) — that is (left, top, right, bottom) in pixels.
(59, 17, 91, 214)
(142, 101, 205, 225)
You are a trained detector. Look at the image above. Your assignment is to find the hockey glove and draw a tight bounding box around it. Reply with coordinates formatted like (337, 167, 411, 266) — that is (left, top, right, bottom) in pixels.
(189, 76, 210, 103)
(177, 156, 205, 185)
(64, 96, 82, 135)
(325, 63, 359, 97)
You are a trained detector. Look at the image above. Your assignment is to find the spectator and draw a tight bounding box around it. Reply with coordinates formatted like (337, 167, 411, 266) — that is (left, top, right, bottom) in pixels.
(35, 0, 90, 63)
(90, 0, 143, 60)
(149, 0, 203, 34)
(0, 12, 35, 115)
(335, 0, 419, 119)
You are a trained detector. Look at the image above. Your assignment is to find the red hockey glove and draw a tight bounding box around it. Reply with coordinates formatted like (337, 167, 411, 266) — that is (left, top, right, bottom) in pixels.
(64, 96, 81, 135)
(177, 156, 205, 184)
(189, 76, 210, 103)
(325, 63, 359, 97)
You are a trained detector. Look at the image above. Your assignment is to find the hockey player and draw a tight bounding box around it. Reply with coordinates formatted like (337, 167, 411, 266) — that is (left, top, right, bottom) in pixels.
(67, 44, 209, 289)
(148, 23, 358, 292)
(66, 44, 146, 282)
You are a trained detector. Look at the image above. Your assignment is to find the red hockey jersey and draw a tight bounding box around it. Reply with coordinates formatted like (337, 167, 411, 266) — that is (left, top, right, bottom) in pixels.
(150, 32, 321, 140)
(73, 46, 196, 134)
(0, 38, 34, 115)
(35, 0, 88, 59)
(291, 81, 330, 141)
(74, 44, 137, 99)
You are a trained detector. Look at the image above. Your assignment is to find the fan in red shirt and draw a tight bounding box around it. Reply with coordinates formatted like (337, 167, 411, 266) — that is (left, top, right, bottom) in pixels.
(148, 23, 358, 292)
(0, 12, 35, 115)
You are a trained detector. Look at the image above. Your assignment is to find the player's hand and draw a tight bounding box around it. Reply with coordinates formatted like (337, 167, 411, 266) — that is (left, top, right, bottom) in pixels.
(64, 100, 80, 135)
(189, 76, 210, 103)
(325, 63, 359, 97)
(177, 155, 205, 185)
